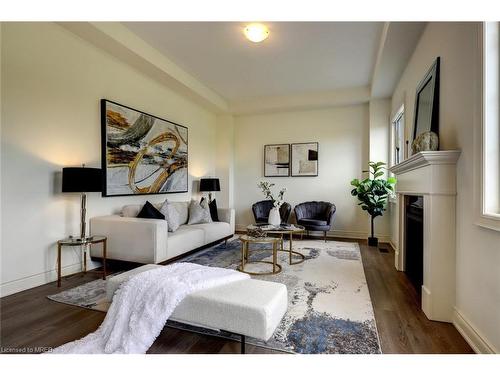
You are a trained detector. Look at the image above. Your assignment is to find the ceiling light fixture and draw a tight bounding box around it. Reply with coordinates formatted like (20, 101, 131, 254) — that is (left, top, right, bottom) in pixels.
(244, 23, 269, 43)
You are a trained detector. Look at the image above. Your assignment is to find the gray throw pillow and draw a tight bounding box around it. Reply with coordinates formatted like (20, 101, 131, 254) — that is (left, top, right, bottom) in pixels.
(188, 199, 212, 225)
(159, 199, 181, 232)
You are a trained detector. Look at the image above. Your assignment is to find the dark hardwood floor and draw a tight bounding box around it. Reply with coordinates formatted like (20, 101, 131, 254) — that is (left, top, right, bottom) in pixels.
(0, 239, 473, 354)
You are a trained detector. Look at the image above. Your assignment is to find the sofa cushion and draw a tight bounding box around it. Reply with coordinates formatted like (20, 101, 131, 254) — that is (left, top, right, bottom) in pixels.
(167, 225, 205, 259)
(188, 199, 212, 225)
(122, 204, 142, 217)
(169, 201, 189, 225)
(299, 218, 328, 227)
(122, 202, 187, 220)
(187, 222, 232, 244)
(137, 201, 165, 220)
(160, 200, 182, 232)
(203, 198, 219, 222)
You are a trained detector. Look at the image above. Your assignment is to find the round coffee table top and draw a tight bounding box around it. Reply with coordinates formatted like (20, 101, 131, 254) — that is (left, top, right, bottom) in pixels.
(246, 224, 305, 235)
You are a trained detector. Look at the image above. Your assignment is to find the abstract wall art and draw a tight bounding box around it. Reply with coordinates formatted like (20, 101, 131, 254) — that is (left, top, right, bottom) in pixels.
(264, 144, 290, 177)
(291, 142, 318, 177)
(101, 100, 188, 196)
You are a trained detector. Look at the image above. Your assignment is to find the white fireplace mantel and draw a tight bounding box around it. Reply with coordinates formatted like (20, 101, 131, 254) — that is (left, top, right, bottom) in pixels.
(389, 150, 461, 323)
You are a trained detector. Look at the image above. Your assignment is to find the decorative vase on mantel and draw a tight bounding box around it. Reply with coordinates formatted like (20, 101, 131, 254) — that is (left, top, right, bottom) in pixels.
(268, 207, 281, 226)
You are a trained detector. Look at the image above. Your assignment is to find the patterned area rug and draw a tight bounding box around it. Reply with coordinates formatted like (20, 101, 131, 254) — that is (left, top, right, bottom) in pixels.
(48, 239, 381, 354)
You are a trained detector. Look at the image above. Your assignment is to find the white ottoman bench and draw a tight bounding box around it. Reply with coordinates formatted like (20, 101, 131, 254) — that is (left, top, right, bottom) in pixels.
(106, 264, 288, 353)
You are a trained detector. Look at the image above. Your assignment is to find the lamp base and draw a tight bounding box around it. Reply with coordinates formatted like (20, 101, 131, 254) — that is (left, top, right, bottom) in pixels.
(80, 192, 87, 239)
(368, 237, 378, 247)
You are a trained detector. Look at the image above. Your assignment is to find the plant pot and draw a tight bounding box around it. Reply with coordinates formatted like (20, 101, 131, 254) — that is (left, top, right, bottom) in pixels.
(268, 207, 281, 227)
(368, 237, 378, 247)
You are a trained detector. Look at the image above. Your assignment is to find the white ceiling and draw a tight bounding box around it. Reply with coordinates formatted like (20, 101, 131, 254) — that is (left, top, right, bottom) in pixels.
(124, 22, 384, 101)
(371, 22, 426, 98)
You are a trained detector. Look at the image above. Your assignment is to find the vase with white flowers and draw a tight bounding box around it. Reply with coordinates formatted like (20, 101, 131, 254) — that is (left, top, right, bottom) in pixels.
(258, 181, 287, 226)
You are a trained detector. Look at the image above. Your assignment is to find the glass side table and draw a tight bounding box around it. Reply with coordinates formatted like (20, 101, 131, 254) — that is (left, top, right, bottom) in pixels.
(56, 235, 107, 287)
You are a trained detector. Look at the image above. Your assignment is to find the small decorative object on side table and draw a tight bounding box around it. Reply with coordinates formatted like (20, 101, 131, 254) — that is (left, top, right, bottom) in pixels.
(56, 235, 107, 287)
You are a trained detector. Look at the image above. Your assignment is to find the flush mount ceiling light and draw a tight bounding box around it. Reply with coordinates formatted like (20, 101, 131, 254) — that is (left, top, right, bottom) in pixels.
(244, 23, 269, 43)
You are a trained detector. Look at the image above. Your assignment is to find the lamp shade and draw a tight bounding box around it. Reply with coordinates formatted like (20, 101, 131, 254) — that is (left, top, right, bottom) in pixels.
(62, 167, 102, 193)
(199, 178, 220, 192)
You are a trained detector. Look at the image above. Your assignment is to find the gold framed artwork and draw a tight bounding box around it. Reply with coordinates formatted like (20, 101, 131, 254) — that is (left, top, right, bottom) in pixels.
(101, 99, 188, 196)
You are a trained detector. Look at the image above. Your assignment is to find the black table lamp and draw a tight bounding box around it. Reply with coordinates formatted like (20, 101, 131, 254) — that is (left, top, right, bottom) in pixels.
(62, 165, 102, 239)
(199, 178, 220, 202)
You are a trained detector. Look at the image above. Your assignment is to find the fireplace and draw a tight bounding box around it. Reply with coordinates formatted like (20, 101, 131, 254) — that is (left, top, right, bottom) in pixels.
(389, 150, 460, 322)
(405, 196, 424, 295)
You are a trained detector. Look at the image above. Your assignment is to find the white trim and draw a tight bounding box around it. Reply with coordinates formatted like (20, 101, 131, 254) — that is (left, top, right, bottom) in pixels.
(0, 261, 100, 298)
(452, 308, 498, 354)
(391, 153, 459, 322)
(474, 22, 500, 232)
(389, 150, 461, 175)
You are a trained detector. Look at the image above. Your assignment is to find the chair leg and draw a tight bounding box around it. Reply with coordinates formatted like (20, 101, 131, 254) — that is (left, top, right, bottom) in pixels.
(324, 231, 327, 242)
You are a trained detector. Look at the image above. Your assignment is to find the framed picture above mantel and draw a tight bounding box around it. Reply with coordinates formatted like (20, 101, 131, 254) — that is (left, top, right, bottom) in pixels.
(101, 99, 189, 197)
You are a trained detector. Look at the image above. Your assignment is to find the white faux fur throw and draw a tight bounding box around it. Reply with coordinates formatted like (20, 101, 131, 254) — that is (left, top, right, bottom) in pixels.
(52, 263, 249, 354)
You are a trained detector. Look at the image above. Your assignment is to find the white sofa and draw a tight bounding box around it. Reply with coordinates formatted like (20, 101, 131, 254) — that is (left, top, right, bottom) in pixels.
(90, 202, 235, 264)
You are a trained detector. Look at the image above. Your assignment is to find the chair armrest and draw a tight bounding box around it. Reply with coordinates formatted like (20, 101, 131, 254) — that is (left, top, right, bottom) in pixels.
(217, 208, 235, 234)
(294, 205, 304, 222)
(89, 215, 168, 264)
(326, 204, 337, 226)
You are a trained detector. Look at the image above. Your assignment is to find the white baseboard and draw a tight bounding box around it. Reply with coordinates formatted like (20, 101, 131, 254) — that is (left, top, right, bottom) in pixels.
(0, 261, 100, 298)
(452, 308, 498, 353)
(235, 224, 390, 242)
(388, 240, 398, 252)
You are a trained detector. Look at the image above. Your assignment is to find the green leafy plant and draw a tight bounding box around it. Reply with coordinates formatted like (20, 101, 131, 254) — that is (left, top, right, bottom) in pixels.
(350, 162, 397, 246)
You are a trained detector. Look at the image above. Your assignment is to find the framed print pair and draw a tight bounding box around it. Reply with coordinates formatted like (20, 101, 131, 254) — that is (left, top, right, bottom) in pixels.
(264, 142, 318, 177)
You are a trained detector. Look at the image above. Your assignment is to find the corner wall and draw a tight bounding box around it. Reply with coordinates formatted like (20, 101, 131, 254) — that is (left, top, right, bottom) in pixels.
(233, 104, 384, 240)
(0, 23, 218, 297)
(391, 22, 500, 352)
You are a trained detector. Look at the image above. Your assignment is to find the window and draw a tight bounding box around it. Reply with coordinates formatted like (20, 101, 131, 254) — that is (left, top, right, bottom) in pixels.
(391, 106, 405, 167)
(476, 22, 500, 230)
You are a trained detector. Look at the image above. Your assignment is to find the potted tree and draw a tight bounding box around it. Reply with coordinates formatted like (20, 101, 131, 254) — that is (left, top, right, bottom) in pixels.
(350, 162, 397, 247)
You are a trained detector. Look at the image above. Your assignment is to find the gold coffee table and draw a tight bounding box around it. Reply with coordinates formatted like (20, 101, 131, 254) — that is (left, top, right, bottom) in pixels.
(237, 235, 282, 275)
(247, 224, 306, 265)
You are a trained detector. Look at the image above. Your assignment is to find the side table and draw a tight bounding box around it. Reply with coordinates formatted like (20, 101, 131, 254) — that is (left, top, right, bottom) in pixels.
(56, 235, 107, 287)
(237, 235, 282, 276)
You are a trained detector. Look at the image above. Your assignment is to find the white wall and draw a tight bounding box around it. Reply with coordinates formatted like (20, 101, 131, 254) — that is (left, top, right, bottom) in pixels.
(233, 105, 385, 239)
(215, 114, 235, 209)
(0, 23, 218, 296)
(391, 22, 500, 352)
(368, 99, 391, 238)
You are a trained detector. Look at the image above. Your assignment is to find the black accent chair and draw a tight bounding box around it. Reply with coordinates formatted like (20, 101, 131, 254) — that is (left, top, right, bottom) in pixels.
(294, 201, 336, 242)
(252, 200, 292, 224)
